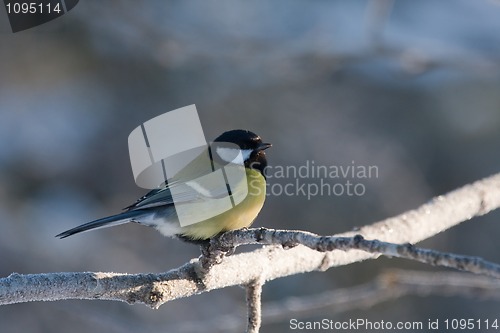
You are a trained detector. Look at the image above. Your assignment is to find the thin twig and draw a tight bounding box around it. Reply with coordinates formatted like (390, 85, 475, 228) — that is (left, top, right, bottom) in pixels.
(246, 279, 263, 333)
(204, 231, 500, 278)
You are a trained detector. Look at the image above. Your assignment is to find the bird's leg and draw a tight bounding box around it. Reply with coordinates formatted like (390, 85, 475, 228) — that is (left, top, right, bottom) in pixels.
(198, 232, 236, 271)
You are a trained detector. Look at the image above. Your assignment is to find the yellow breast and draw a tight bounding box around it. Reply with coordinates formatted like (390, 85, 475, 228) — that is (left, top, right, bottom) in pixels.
(179, 168, 267, 240)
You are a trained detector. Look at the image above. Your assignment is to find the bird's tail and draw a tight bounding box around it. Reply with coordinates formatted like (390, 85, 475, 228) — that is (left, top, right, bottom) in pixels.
(55, 210, 148, 239)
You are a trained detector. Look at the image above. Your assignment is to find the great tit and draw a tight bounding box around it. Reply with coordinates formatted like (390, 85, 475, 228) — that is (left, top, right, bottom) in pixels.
(56, 129, 271, 243)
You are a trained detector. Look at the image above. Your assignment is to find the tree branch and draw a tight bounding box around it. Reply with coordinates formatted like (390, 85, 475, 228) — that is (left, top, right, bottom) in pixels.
(205, 231, 500, 278)
(1, 173, 499, 308)
(246, 279, 263, 333)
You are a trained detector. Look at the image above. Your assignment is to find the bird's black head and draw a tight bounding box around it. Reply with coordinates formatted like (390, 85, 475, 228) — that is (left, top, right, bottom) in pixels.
(213, 129, 271, 177)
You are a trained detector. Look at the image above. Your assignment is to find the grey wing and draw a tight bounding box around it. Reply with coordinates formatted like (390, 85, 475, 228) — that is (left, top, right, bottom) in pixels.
(126, 165, 248, 211)
(125, 171, 247, 211)
(124, 184, 194, 211)
(124, 185, 174, 210)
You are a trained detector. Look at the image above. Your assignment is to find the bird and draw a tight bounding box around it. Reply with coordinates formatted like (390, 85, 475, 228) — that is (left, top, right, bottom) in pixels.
(56, 129, 271, 243)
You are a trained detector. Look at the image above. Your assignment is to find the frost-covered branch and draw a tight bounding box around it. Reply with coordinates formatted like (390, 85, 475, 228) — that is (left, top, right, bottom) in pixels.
(246, 279, 264, 333)
(0, 173, 499, 310)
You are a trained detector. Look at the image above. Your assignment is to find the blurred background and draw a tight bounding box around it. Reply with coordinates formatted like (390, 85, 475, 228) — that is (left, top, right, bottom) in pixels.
(1, 0, 500, 332)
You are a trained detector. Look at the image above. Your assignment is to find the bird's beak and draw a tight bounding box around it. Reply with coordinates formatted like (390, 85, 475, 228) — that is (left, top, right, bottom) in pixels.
(257, 143, 272, 151)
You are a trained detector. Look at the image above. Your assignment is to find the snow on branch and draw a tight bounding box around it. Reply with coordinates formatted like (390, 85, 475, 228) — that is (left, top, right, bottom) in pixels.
(0, 173, 499, 310)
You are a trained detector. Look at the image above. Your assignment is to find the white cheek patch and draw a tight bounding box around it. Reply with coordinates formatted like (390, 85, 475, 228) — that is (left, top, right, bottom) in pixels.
(216, 147, 252, 165)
